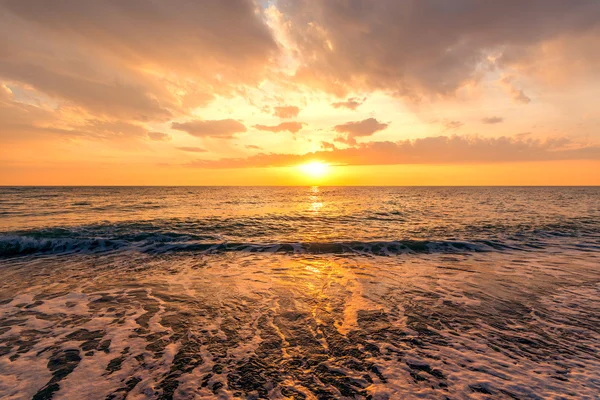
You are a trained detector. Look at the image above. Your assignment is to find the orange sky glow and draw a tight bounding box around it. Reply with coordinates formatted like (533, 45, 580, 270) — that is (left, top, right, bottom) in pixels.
(1, 0, 599, 185)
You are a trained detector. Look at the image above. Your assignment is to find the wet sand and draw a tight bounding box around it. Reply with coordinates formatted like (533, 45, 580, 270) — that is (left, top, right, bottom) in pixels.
(1, 250, 598, 399)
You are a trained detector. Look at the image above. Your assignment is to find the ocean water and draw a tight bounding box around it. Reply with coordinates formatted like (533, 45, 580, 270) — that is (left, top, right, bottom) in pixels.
(0, 186, 598, 399)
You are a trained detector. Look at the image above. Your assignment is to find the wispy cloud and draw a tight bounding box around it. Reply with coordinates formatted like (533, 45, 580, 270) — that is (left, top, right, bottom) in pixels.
(482, 117, 504, 124)
(176, 146, 207, 153)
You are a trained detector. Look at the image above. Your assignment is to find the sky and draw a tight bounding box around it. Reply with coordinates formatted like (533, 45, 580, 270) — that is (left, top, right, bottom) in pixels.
(1, 0, 599, 185)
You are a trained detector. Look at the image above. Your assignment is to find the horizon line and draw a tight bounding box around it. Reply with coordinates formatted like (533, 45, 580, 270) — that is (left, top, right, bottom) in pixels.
(1, 185, 599, 188)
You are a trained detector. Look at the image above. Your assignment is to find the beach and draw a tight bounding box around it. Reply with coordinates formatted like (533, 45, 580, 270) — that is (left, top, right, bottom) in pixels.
(0, 187, 599, 399)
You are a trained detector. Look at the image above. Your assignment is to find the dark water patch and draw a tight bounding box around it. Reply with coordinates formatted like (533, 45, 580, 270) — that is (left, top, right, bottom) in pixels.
(33, 349, 81, 400)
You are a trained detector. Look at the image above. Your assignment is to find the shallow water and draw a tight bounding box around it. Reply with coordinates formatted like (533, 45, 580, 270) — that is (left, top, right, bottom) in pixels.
(0, 187, 599, 399)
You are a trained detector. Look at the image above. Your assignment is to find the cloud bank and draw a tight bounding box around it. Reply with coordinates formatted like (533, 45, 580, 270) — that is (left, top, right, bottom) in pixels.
(190, 135, 600, 168)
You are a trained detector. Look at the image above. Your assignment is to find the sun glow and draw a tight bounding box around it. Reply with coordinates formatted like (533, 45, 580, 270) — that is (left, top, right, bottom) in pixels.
(299, 161, 330, 178)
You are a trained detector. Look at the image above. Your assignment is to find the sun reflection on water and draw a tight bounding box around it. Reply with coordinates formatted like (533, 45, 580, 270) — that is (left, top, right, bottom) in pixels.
(309, 186, 323, 213)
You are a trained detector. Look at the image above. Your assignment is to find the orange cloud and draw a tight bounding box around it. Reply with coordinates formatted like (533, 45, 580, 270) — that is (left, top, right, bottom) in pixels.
(171, 119, 247, 139)
(254, 122, 305, 134)
(331, 97, 365, 110)
(176, 147, 207, 153)
(188, 135, 600, 168)
(147, 132, 171, 141)
(482, 117, 504, 124)
(334, 118, 388, 145)
(441, 120, 465, 131)
(500, 77, 531, 104)
(273, 106, 300, 118)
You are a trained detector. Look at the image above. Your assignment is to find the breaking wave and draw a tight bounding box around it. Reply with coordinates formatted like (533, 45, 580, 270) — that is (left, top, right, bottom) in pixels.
(2, 228, 594, 257)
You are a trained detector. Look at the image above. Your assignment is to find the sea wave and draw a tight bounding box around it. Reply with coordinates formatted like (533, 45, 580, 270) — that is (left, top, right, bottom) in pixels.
(0, 234, 505, 257)
(0, 218, 597, 258)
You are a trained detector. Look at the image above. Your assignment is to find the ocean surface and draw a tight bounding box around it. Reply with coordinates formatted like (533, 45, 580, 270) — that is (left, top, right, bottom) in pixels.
(0, 186, 598, 399)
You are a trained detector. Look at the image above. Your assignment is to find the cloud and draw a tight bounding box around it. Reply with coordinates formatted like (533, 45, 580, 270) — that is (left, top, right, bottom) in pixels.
(512, 90, 532, 104)
(147, 131, 171, 141)
(0, 62, 172, 121)
(273, 106, 300, 118)
(245, 144, 263, 150)
(441, 120, 464, 131)
(171, 119, 247, 139)
(0, 87, 166, 144)
(254, 122, 305, 134)
(482, 117, 504, 124)
(331, 97, 365, 110)
(0, 0, 277, 120)
(334, 118, 388, 145)
(0, 84, 12, 100)
(279, 0, 600, 99)
(176, 146, 207, 153)
(0, 98, 55, 140)
(501, 77, 531, 104)
(188, 135, 600, 168)
(321, 141, 337, 150)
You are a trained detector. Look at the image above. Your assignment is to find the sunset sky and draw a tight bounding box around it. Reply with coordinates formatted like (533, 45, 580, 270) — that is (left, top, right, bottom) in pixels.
(1, 0, 599, 185)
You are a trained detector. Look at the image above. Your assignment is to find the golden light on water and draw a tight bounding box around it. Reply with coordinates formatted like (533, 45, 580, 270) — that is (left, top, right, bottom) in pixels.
(299, 162, 329, 179)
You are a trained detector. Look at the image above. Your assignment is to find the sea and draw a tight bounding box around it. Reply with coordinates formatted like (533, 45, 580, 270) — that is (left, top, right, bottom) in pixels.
(0, 186, 598, 399)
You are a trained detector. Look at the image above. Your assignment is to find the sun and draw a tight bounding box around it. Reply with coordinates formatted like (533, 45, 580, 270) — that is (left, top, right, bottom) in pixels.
(299, 161, 329, 178)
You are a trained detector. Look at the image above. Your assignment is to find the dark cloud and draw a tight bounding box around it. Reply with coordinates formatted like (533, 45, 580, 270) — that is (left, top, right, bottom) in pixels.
(482, 117, 504, 124)
(171, 119, 247, 139)
(189, 135, 600, 168)
(273, 106, 300, 118)
(331, 97, 365, 110)
(279, 0, 600, 99)
(334, 118, 388, 145)
(245, 144, 262, 150)
(254, 122, 305, 134)
(176, 146, 207, 153)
